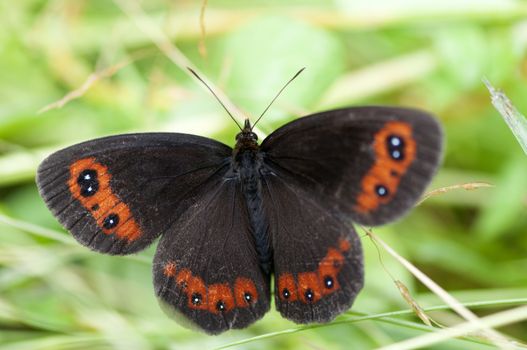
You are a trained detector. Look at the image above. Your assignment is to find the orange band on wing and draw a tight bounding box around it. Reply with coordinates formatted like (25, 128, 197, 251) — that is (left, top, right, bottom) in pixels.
(277, 237, 351, 304)
(68, 157, 142, 242)
(163, 262, 260, 313)
(354, 121, 416, 213)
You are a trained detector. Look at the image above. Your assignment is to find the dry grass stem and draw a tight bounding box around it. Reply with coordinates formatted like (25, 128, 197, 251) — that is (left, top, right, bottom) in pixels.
(418, 182, 494, 205)
(394, 280, 433, 327)
(199, 0, 209, 58)
(38, 58, 136, 114)
(365, 228, 514, 349)
(378, 305, 527, 350)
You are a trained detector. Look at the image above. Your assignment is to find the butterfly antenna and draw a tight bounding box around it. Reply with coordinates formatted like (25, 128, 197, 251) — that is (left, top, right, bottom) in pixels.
(251, 67, 306, 129)
(187, 67, 243, 131)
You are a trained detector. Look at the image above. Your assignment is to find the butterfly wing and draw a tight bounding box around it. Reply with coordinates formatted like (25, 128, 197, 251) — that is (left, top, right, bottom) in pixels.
(153, 175, 270, 334)
(38, 133, 270, 333)
(261, 106, 443, 226)
(36, 133, 231, 254)
(261, 175, 363, 323)
(261, 106, 442, 322)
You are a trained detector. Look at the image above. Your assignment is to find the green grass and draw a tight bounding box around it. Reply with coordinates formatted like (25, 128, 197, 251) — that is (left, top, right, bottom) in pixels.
(1, 0, 527, 349)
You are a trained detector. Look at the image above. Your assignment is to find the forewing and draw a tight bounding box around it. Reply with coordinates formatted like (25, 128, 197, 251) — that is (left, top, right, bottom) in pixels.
(261, 107, 443, 226)
(36, 133, 231, 254)
(262, 175, 363, 323)
(153, 177, 270, 334)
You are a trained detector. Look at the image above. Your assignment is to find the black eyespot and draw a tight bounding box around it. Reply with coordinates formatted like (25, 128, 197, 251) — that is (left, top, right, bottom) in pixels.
(304, 289, 314, 302)
(216, 300, 225, 311)
(77, 169, 99, 197)
(324, 276, 334, 289)
(244, 292, 253, 303)
(333, 259, 342, 268)
(103, 213, 119, 229)
(91, 204, 100, 211)
(388, 135, 402, 147)
(390, 170, 399, 177)
(386, 135, 405, 161)
(282, 288, 290, 299)
(375, 185, 389, 197)
(191, 293, 202, 305)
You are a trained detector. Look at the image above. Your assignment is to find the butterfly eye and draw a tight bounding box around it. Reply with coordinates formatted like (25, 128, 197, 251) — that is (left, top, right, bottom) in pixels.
(191, 292, 202, 305)
(304, 289, 314, 302)
(103, 213, 120, 229)
(375, 185, 389, 197)
(77, 169, 99, 197)
(249, 132, 258, 140)
(282, 288, 291, 299)
(216, 300, 226, 311)
(323, 276, 334, 289)
(386, 134, 405, 161)
(243, 292, 253, 303)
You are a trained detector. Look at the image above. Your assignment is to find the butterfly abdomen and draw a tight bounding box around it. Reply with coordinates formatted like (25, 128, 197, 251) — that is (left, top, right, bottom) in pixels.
(235, 149, 272, 274)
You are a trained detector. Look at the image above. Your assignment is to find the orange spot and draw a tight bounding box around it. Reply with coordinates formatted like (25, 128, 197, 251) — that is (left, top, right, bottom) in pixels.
(338, 238, 351, 252)
(355, 121, 416, 213)
(277, 273, 298, 301)
(317, 271, 339, 296)
(186, 275, 208, 310)
(234, 277, 258, 307)
(326, 248, 345, 270)
(207, 283, 235, 313)
(173, 268, 208, 310)
(163, 261, 176, 277)
(318, 247, 346, 296)
(68, 157, 142, 242)
(297, 272, 322, 303)
(175, 268, 192, 290)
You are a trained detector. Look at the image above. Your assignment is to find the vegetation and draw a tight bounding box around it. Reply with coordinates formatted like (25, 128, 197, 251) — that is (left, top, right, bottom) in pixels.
(1, 1, 527, 349)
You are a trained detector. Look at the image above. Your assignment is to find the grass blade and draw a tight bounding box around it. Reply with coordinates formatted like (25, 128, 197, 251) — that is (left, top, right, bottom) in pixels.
(484, 78, 527, 155)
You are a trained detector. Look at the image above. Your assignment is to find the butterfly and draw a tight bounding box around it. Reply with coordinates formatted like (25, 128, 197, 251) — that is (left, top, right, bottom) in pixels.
(36, 70, 443, 334)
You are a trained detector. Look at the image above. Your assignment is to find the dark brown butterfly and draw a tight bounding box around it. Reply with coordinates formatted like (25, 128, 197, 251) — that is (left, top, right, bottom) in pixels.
(36, 71, 442, 334)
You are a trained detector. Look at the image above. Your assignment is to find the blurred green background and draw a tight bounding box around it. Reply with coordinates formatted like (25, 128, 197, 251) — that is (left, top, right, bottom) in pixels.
(1, 0, 527, 349)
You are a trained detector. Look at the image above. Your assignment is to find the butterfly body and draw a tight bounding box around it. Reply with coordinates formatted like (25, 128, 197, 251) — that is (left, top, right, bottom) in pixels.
(36, 106, 443, 334)
(231, 119, 275, 274)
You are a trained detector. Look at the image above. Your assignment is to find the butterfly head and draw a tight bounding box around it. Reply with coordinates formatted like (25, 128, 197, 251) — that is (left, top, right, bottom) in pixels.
(235, 119, 259, 150)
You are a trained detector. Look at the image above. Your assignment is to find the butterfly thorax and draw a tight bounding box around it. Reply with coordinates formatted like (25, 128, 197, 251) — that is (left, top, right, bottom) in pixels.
(232, 123, 272, 275)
